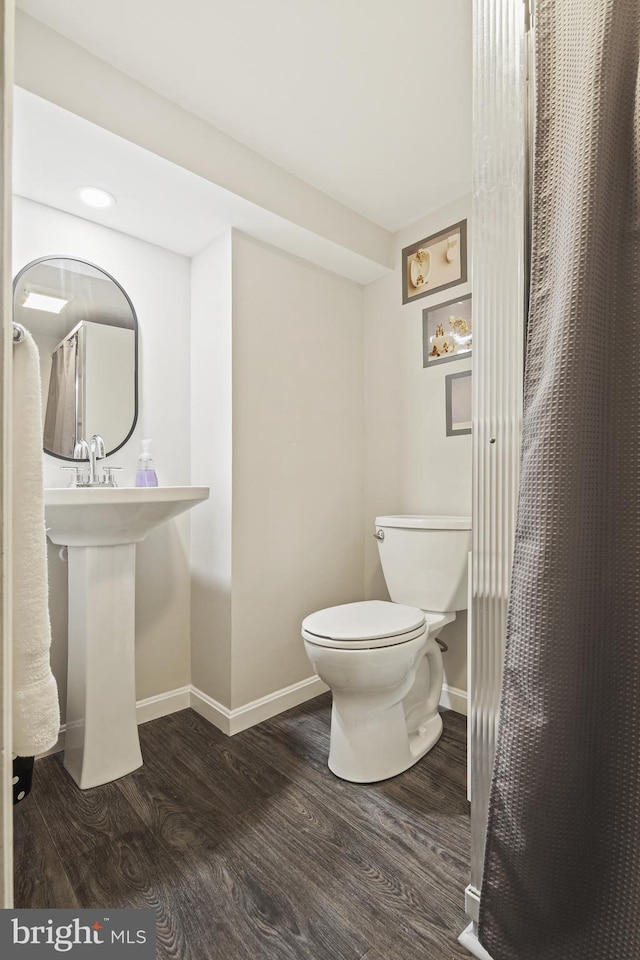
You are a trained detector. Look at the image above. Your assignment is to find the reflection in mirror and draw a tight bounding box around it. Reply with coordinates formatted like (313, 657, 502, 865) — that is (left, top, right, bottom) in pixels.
(13, 257, 138, 459)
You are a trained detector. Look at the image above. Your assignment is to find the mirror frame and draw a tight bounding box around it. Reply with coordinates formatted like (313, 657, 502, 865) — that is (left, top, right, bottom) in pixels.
(13, 255, 139, 461)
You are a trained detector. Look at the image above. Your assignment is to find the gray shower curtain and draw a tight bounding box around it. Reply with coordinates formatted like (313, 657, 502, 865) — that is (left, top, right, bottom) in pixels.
(43, 334, 78, 457)
(478, 2, 640, 959)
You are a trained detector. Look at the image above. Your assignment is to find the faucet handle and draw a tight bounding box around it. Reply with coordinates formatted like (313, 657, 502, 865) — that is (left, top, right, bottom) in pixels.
(101, 466, 122, 487)
(61, 466, 87, 487)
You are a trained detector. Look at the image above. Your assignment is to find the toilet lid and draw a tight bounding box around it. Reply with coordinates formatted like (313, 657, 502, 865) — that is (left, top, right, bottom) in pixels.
(302, 600, 425, 642)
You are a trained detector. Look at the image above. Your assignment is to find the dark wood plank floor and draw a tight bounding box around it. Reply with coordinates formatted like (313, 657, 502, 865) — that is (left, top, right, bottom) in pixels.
(14, 693, 471, 960)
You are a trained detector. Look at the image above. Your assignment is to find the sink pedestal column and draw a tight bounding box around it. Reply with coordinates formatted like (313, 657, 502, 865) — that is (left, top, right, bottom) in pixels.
(44, 485, 210, 789)
(64, 543, 143, 789)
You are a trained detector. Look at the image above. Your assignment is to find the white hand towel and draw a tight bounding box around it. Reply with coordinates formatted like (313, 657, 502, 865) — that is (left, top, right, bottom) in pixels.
(12, 329, 60, 756)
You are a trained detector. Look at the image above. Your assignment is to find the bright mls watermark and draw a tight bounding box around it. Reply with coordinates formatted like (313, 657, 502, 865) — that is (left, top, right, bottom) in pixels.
(0, 909, 156, 957)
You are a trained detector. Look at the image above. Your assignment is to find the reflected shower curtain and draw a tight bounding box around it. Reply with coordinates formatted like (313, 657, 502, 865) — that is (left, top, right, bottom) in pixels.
(43, 334, 78, 457)
(479, 3, 640, 959)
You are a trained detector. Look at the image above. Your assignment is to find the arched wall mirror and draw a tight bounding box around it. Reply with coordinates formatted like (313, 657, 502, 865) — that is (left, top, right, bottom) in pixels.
(13, 257, 138, 460)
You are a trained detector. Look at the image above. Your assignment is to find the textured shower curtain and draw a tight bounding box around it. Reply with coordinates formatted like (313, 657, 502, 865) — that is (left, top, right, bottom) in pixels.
(43, 334, 78, 457)
(478, 3, 640, 960)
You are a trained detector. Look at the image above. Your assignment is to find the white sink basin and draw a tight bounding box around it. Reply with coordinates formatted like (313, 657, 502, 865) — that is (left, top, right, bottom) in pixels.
(45, 485, 209, 546)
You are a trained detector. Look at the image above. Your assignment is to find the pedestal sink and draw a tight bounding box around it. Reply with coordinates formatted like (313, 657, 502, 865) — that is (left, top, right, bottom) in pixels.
(44, 486, 209, 790)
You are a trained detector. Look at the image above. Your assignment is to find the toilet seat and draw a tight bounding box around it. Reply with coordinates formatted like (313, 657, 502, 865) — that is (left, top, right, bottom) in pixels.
(302, 600, 426, 650)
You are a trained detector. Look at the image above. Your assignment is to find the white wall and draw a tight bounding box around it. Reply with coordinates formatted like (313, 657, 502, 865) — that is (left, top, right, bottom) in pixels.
(190, 232, 365, 711)
(190, 232, 233, 706)
(363, 195, 472, 697)
(13, 196, 193, 715)
(230, 233, 365, 708)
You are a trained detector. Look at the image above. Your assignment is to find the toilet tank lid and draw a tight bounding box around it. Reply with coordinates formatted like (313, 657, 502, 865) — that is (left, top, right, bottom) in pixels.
(375, 515, 471, 530)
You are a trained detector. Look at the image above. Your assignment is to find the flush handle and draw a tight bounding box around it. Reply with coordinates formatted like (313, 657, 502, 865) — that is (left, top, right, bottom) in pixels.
(373, 529, 385, 541)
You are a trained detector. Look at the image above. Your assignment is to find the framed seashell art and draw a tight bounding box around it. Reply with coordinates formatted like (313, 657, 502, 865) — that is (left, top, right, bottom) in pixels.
(402, 219, 467, 304)
(422, 293, 472, 368)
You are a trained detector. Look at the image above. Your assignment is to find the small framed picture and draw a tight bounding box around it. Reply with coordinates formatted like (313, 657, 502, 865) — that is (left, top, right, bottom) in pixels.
(445, 370, 472, 437)
(402, 220, 468, 304)
(423, 294, 472, 368)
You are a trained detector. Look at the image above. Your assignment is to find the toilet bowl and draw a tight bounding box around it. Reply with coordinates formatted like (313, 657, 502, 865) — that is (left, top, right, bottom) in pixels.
(302, 515, 471, 783)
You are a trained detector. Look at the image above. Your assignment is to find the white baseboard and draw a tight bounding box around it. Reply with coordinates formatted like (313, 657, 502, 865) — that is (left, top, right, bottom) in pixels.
(137, 685, 192, 724)
(188, 686, 232, 735)
(191, 675, 329, 736)
(38, 674, 459, 759)
(40, 676, 329, 755)
(459, 923, 495, 960)
(37, 685, 193, 758)
(440, 682, 468, 716)
(465, 884, 481, 922)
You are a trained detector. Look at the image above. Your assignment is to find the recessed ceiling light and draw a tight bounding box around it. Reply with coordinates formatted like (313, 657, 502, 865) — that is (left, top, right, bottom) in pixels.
(77, 186, 115, 209)
(22, 292, 70, 314)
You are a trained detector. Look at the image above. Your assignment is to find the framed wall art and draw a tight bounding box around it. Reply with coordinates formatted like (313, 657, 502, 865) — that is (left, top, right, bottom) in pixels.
(402, 219, 468, 305)
(423, 293, 472, 368)
(445, 369, 472, 436)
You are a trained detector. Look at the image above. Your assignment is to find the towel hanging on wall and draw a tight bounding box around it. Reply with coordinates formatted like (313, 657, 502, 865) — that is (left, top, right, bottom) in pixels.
(12, 328, 60, 757)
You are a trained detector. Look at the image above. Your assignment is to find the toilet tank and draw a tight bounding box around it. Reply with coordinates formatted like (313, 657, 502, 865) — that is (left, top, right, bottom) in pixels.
(375, 515, 471, 612)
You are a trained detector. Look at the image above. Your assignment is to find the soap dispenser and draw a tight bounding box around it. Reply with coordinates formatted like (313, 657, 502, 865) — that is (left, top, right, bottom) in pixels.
(135, 439, 159, 487)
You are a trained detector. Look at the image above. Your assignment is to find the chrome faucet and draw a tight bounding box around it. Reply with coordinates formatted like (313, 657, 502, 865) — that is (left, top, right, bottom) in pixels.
(63, 434, 121, 487)
(73, 439, 90, 461)
(89, 434, 106, 484)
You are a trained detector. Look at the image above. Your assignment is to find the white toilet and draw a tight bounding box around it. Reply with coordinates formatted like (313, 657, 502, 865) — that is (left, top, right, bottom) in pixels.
(302, 515, 471, 783)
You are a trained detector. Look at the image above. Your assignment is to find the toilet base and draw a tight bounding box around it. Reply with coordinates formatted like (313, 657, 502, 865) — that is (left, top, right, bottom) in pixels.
(327, 696, 443, 784)
(408, 710, 443, 761)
